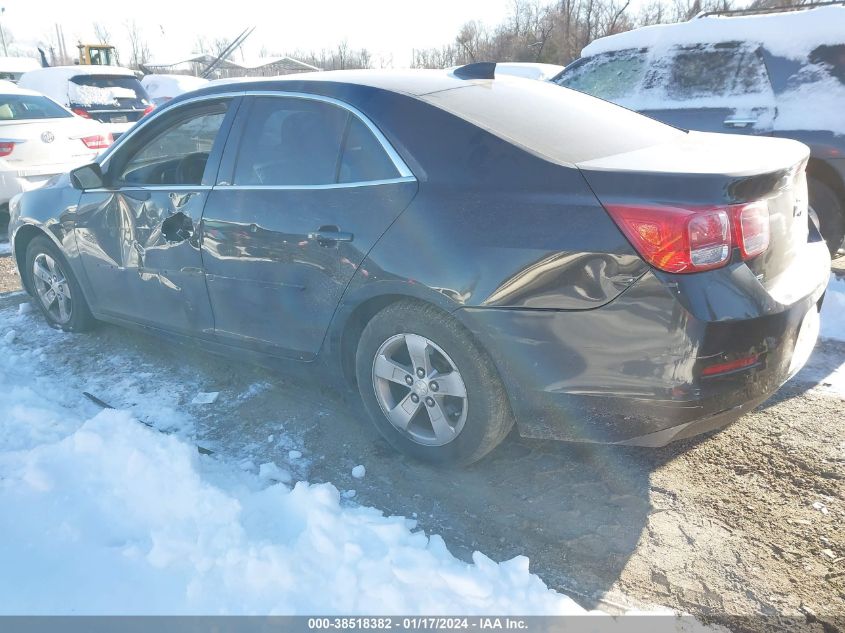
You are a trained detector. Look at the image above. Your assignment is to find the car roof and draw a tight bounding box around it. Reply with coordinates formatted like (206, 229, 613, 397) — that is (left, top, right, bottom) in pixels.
(0, 56, 41, 73)
(188, 68, 683, 167)
(199, 69, 492, 97)
(20, 65, 138, 81)
(0, 81, 46, 97)
(581, 5, 845, 61)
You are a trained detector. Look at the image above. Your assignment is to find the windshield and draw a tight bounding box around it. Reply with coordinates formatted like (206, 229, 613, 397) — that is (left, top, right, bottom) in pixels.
(557, 49, 648, 100)
(69, 75, 150, 110)
(88, 47, 117, 66)
(0, 94, 71, 120)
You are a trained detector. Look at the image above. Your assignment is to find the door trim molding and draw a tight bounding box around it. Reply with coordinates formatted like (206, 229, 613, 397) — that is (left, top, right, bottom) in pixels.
(214, 176, 416, 191)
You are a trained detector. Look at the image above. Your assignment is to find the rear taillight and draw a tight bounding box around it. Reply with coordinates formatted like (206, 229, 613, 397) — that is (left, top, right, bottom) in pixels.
(0, 141, 14, 157)
(732, 201, 770, 260)
(72, 107, 92, 118)
(143, 104, 155, 116)
(605, 201, 769, 274)
(81, 134, 113, 150)
(688, 211, 731, 269)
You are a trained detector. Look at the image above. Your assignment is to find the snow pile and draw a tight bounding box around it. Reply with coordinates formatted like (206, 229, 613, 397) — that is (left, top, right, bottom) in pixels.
(0, 304, 586, 616)
(583, 6, 845, 61)
(796, 273, 845, 397)
(821, 273, 845, 342)
(141, 74, 209, 102)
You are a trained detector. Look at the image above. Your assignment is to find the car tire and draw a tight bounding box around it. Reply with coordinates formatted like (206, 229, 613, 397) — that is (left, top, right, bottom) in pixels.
(25, 236, 95, 332)
(808, 177, 845, 256)
(356, 300, 514, 465)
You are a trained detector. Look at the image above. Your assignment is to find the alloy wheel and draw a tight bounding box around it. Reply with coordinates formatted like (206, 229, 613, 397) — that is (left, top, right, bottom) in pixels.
(372, 333, 468, 446)
(32, 253, 73, 325)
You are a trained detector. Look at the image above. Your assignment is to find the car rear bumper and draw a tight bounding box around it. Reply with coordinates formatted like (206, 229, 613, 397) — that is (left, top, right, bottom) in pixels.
(0, 172, 60, 206)
(458, 242, 831, 446)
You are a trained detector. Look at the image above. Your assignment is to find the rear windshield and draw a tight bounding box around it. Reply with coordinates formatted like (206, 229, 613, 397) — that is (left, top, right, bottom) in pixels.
(0, 94, 71, 120)
(69, 75, 150, 109)
(419, 78, 684, 165)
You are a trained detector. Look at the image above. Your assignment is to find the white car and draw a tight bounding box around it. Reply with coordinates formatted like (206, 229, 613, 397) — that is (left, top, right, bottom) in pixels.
(491, 62, 566, 81)
(0, 84, 111, 208)
(18, 66, 153, 138)
(0, 56, 41, 83)
(141, 74, 208, 106)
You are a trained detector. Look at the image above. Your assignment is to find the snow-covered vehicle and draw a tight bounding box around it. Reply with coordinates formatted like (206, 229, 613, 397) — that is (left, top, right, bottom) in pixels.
(141, 74, 209, 107)
(553, 4, 845, 255)
(493, 62, 566, 81)
(18, 66, 153, 138)
(0, 56, 41, 83)
(447, 62, 565, 82)
(0, 83, 111, 213)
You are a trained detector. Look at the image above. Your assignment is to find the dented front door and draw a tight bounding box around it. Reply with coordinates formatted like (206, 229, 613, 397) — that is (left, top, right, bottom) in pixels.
(73, 97, 237, 334)
(74, 185, 213, 333)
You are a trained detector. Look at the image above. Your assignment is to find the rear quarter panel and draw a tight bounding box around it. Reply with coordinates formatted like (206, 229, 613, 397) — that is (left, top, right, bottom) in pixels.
(329, 84, 646, 310)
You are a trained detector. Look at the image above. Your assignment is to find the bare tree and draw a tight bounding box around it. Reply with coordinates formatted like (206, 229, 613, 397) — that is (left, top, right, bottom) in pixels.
(93, 22, 111, 45)
(125, 20, 150, 69)
(411, 0, 739, 68)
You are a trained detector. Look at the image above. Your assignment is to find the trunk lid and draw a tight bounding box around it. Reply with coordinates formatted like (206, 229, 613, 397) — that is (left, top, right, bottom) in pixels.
(576, 131, 812, 285)
(0, 118, 104, 175)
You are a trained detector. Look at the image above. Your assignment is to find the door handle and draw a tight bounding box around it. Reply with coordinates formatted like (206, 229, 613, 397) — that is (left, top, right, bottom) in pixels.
(308, 225, 353, 246)
(723, 117, 757, 129)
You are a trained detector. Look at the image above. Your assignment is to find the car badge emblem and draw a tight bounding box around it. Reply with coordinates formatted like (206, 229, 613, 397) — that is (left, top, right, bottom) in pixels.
(41, 131, 55, 144)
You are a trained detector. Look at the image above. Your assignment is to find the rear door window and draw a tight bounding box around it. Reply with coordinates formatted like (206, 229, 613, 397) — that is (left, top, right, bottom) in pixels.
(557, 49, 648, 100)
(233, 96, 399, 186)
(338, 116, 399, 183)
(811, 44, 845, 83)
(791, 44, 845, 86)
(650, 42, 772, 101)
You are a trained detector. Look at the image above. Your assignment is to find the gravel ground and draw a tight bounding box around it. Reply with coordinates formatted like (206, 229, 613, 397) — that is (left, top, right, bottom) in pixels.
(0, 237, 843, 631)
(0, 216, 19, 294)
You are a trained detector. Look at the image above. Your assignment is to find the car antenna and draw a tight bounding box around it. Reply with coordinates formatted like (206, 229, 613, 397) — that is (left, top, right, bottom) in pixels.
(452, 62, 497, 80)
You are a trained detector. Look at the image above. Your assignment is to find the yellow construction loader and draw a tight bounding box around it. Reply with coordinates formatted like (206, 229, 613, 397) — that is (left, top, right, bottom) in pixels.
(77, 43, 118, 66)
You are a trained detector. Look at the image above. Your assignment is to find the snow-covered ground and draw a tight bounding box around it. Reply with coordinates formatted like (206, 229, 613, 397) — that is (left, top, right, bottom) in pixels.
(0, 302, 590, 615)
(820, 272, 845, 342)
(795, 272, 845, 397)
(0, 270, 841, 617)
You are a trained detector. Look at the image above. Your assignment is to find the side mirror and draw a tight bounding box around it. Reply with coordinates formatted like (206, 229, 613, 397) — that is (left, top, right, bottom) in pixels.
(70, 163, 105, 190)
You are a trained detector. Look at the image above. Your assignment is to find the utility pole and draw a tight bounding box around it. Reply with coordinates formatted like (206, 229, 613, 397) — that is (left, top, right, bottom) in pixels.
(0, 8, 8, 57)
